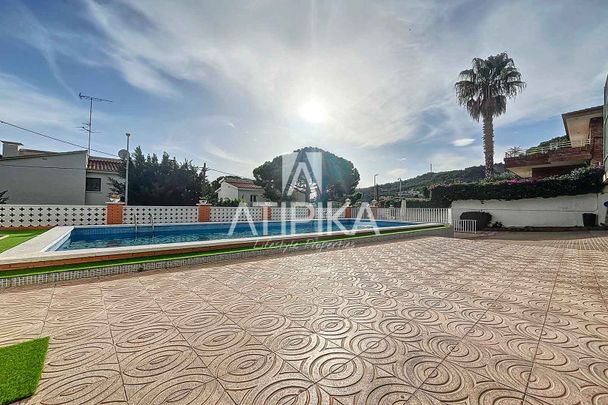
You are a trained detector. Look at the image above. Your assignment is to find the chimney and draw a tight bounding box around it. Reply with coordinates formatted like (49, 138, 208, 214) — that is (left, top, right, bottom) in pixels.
(1, 141, 22, 158)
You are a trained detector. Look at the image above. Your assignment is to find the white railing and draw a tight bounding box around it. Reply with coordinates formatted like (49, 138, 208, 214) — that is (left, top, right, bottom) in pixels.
(124, 206, 198, 224)
(399, 207, 451, 224)
(353, 207, 451, 224)
(453, 219, 477, 234)
(505, 138, 590, 158)
(0, 204, 106, 228)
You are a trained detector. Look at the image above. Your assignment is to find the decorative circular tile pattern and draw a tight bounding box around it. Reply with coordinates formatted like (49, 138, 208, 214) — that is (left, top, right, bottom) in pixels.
(3, 236, 608, 404)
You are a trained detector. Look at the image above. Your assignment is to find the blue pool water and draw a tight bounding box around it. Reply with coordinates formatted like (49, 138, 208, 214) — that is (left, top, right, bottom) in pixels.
(53, 219, 415, 251)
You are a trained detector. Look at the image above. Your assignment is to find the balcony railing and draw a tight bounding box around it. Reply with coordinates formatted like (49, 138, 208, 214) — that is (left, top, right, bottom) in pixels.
(505, 138, 590, 158)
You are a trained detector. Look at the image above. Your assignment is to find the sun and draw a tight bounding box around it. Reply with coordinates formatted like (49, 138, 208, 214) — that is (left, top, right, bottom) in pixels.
(298, 98, 328, 124)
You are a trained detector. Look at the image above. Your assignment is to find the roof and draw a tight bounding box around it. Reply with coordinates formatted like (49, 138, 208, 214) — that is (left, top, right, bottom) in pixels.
(222, 177, 263, 191)
(0, 150, 86, 161)
(87, 157, 122, 173)
(562, 105, 603, 138)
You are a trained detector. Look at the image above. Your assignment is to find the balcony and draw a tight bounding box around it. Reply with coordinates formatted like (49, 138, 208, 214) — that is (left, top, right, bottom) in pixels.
(505, 138, 590, 158)
(504, 138, 592, 178)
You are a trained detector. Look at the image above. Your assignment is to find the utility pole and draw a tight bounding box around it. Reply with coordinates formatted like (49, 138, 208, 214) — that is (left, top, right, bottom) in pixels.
(201, 162, 208, 200)
(79, 92, 112, 155)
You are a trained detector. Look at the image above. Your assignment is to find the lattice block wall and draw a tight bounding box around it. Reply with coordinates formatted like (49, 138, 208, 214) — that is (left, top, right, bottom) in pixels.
(124, 206, 198, 224)
(0, 205, 106, 228)
(210, 207, 263, 222)
(315, 208, 346, 219)
(271, 207, 312, 220)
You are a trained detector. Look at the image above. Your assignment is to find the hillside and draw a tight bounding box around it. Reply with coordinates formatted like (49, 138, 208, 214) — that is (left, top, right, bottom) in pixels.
(358, 163, 508, 201)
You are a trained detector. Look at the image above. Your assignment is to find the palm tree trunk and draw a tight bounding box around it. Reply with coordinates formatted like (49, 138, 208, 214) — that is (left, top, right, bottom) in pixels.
(482, 114, 495, 178)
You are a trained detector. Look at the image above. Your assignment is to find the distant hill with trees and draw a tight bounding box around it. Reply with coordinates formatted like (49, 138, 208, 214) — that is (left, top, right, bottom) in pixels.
(357, 163, 509, 202)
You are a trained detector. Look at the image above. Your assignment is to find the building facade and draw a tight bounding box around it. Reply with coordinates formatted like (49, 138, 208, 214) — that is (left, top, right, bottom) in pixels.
(0, 141, 122, 205)
(504, 106, 604, 178)
(216, 177, 266, 205)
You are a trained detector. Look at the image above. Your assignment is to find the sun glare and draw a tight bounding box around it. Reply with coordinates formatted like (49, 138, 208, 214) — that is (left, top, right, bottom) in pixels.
(299, 99, 328, 124)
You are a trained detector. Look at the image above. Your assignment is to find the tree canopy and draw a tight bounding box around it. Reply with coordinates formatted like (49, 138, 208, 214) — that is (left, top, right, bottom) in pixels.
(455, 52, 525, 178)
(110, 146, 206, 205)
(253, 147, 360, 204)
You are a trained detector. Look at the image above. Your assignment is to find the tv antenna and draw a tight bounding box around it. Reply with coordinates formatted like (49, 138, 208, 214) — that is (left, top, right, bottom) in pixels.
(79, 92, 112, 155)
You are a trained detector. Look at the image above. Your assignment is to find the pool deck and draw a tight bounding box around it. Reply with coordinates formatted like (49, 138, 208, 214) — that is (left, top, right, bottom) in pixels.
(2, 235, 608, 404)
(0, 222, 442, 271)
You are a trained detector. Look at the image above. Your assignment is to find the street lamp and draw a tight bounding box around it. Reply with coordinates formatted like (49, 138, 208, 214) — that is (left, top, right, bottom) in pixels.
(373, 174, 379, 203)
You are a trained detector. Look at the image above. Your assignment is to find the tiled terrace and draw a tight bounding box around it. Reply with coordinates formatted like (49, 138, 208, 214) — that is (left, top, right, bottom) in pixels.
(2, 236, 608, 404)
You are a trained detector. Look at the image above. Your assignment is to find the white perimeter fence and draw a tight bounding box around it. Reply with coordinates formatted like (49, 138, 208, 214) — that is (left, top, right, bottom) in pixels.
(0, 204, 457, 228)
(357, 207, 452, 224)
(453, 219, 477, 234)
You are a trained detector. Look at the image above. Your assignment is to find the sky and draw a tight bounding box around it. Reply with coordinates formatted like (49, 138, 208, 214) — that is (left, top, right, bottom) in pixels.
(0, 0, 606, 187)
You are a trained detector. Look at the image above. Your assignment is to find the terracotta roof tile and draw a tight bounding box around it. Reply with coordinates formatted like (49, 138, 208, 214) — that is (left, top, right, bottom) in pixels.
(87, 157, 121, 173)
(224, 178, 263, 190)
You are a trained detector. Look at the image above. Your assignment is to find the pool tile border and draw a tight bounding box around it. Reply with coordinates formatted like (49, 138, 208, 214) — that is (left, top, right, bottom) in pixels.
(0, 225, 451, 288)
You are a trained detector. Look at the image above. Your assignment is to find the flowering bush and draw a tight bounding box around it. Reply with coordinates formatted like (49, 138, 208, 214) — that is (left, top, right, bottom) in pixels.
(427, 167, 605, 208)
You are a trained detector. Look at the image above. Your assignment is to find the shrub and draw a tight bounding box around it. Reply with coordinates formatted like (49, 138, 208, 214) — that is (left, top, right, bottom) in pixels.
(460, 211, 492, 229)
(428, 167, 605, 208)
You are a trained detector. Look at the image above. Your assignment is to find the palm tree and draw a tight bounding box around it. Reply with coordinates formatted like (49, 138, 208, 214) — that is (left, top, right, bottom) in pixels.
(455, 53, 525, 178)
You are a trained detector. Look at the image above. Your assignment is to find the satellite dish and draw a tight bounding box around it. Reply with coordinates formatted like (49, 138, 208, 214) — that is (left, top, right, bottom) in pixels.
(118, 149, 129, 159)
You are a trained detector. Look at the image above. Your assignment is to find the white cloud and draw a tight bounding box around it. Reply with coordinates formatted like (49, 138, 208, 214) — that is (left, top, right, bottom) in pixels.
(2, 0, 607, 180)
(451, 138, 475, 147)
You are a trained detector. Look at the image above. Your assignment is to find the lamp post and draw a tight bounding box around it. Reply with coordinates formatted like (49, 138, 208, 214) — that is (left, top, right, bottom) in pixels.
(125, 133, 131, 206)
(373, 174, 379, 203)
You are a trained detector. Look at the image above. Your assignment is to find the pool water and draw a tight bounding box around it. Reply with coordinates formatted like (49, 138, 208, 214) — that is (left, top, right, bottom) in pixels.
(53, 219, 415, 251)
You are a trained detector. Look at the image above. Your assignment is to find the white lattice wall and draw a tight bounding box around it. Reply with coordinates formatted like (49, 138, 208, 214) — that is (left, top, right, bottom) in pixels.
(123, 206, 198, 224)
(210, 206, 263, 222)
(0, 205, 106, 228)
(315, 208, 346, 219)
(271, 206, 312, 220)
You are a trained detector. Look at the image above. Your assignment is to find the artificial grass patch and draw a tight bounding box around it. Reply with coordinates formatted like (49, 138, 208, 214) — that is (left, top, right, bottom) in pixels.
(0, 230, 47, 254)
(0, 337, 49, 405)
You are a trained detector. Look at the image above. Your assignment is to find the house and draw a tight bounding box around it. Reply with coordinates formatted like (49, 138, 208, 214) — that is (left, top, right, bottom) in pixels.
(216, 177, 266, 205)
(0, 141, 122, 205)
(505, 77, 607, 178)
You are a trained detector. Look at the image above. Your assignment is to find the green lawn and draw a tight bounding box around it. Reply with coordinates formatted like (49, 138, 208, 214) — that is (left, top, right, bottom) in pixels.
(0, 230, 47, 254)
(0, 337, 49, 405)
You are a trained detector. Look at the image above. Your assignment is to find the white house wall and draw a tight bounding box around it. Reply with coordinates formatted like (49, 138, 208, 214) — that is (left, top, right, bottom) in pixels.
(0, 153, 87, 204)
(217, 183, 238, 200)
(85, 171, 120, 205)
(452, 189, 608, 227)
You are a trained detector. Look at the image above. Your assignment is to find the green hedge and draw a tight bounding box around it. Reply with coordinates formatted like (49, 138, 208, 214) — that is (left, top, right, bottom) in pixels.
(428, 167, 605, 208)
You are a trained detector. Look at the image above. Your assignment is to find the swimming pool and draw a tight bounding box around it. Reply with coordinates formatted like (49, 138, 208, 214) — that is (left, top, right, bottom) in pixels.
(52, 219, 415, 251)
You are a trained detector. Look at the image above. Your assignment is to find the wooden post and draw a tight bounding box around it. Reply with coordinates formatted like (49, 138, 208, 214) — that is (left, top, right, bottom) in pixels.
(106, 202, 124, 225)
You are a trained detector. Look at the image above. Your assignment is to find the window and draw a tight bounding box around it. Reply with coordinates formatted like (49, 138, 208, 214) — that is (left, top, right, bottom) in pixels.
(86, 177, 102, 192)
(250, 194, 257, 203)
